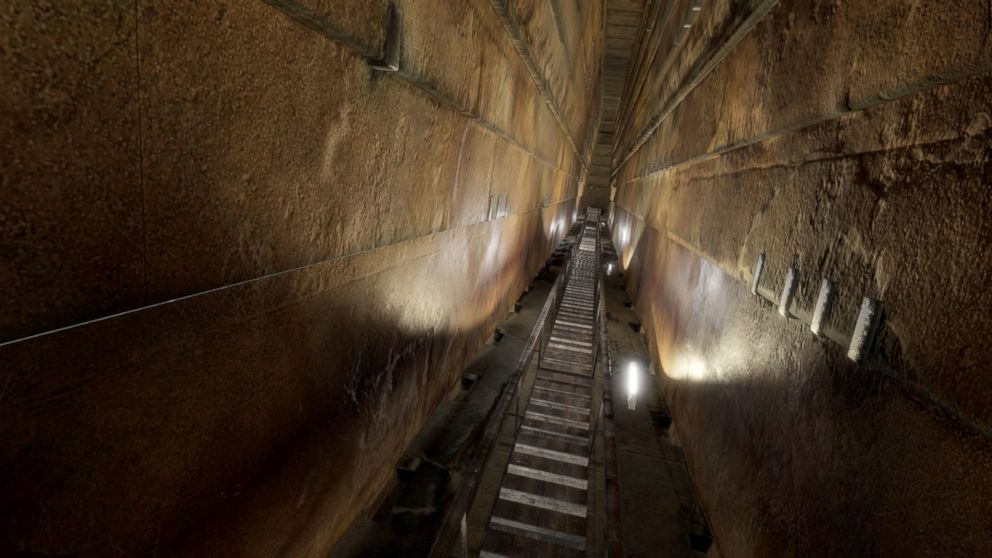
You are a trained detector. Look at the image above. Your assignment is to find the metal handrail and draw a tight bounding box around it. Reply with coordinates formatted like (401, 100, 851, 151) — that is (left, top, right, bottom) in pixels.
(585, 213, 605, 452)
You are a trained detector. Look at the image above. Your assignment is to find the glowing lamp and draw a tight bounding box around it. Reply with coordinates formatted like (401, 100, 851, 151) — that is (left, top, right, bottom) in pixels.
(626, 361, 640, 410)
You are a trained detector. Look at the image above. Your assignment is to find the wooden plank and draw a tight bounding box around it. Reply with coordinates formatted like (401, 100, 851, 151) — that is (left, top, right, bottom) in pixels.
(516, 423, 589, 445)
(482, 521, 585, 557)
(506, 463, 588, 490)
(519, 424, 590, 445)
(521, 412, 589, 433)
(532, 383, 591, 401)
(511, 448, 589, 480)
(491, 498, 587, 538)
(537, 371, 593, 387)
(498, 487, 587, 518)
(530, 397, 590, 414)
(489, 516, 586, 552)
(482, 527, 582, 557)
(501, 467, 587, 510)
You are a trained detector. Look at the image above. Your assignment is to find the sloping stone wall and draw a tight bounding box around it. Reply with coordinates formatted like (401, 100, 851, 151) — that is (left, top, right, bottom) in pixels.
(611, 1, 992, 555)
(0, 1, 604, 555)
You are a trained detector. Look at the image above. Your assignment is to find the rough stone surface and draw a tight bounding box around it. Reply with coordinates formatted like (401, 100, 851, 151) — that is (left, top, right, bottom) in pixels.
(0, 1, 604, 556)
(0, 2, 144, 340)
(5, 0, 989, 555)
(611, 1, 992, 556)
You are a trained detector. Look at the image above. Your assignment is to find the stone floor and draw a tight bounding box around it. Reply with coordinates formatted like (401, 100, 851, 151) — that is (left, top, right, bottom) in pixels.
(601, 233, 718, 558)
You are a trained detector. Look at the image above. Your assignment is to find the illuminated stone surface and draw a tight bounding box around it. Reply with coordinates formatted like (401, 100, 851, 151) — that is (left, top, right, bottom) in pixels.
(0, 1, 602, 555)
(612, 1, 992, 555)
(2, 0, 990, 556)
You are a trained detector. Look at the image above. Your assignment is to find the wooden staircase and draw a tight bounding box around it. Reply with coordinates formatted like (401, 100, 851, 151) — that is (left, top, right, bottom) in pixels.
(479, 209, 602, 557)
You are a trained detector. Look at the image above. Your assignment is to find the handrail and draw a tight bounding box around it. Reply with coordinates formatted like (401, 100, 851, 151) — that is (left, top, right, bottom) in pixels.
(598, 222, 622, 558)
(585, 214, 605, 452)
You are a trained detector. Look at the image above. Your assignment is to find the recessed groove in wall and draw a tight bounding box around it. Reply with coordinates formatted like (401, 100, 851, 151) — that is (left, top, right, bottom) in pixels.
(612, 0, 689, 158)
(614, 0, 700, 158)
(463, 0, 591, 168)
(613, 0, 779, 176)
(613, 0, 699, 157)
(261, 0, 382, 58)
(388, 66, 575, 179)
(264, 0, 582, 181)
(549, 0, 569, 53)
(621, 60, 992, 185)
(612, 0, 653, 133)
(614, 208, 992, 443)
(0, 200, 576, 349)
(486, 0, 590, 173)
(626, 115, 980, 188)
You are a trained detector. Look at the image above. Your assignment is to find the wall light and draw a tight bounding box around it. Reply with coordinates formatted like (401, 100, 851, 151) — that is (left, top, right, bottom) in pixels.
(607, 263, 613, 276)
(626, 361, 640, 410)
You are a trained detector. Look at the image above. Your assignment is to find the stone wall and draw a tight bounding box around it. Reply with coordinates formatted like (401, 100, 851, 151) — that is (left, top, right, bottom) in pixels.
(611, 0, 992, 555)
(0, 1, 603, 555)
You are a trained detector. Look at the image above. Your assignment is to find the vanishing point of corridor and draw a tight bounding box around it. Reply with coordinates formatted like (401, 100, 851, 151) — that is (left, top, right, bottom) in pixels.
(1, 1, 990, 557)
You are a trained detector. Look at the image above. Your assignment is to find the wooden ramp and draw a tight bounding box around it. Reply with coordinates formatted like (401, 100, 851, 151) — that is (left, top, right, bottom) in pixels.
(480, 209, 601, 558)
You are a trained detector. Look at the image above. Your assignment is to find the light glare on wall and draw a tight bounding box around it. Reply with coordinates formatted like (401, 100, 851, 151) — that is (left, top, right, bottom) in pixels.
(686, 356, 706, 381)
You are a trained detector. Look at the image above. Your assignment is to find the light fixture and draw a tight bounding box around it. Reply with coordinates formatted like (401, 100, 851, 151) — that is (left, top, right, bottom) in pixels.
(607, 263, 613, 275)
(626, 361, 640, 410)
